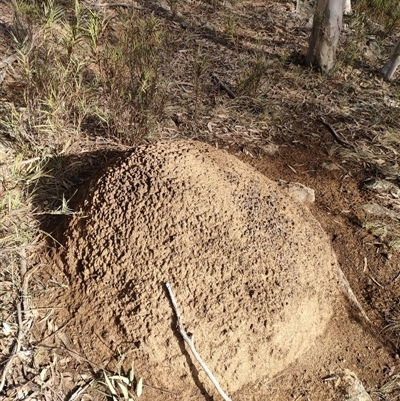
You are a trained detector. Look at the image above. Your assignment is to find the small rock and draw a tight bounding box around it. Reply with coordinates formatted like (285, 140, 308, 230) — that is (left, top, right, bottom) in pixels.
(285, 2, 294, 11)
(162, 117, 177, 130)
(364, 178, 400, 197)
(202, 22, 216, 32)
(338, 369, 372, 401)
(321, 162, 341, 171)
(277, 180, 315, 204)
(262, 143, 279, 156)
(360, 203, 400, 220)
(306, 15, 314, 29)
(286, 20, 295, 29)
(158, 0, 171, 12)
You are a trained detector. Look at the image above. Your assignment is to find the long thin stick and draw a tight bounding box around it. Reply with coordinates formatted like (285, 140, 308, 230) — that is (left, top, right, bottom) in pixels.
(165, 282, 232, 401)
(83, 1, 144, 9)
(211, 73, 236, 99)
(319, 117, 354, 150)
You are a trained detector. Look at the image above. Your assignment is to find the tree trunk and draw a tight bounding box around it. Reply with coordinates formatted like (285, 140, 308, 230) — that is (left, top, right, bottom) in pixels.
(343, 0, 351, 15)
(306, 0, 343, 73)
(381, 39, 400, 81)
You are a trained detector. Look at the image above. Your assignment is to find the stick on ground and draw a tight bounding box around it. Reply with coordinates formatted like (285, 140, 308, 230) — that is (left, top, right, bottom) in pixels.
(319, 117, 355, 150)
(165, 282, 232, 401)
(211, 73, 236, 99)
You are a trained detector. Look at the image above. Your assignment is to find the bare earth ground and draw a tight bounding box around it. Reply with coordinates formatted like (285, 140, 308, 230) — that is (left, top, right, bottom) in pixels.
(1, 0, 400, 400)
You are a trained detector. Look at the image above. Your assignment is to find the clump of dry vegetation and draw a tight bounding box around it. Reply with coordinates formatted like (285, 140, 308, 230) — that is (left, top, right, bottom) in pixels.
(11, 0, 170, 145)
(355, 0, 400, 36)
(0, 0, 173, 398)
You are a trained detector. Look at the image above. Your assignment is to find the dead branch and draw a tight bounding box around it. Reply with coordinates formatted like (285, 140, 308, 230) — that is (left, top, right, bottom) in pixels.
(319, 117, 355, 150)
(337, 267, 371, 324)
(165, 282, 232, 401)
(67, 379, 95, 401)
(83, 0, 144, 9)
(211, 73, 236, 99)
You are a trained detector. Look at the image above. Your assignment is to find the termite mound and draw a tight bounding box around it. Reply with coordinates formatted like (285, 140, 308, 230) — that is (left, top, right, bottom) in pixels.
(56, 140, 339, 398)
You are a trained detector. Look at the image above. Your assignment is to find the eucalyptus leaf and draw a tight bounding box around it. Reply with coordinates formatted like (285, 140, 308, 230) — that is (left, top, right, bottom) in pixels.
(136, 377, 143, 397)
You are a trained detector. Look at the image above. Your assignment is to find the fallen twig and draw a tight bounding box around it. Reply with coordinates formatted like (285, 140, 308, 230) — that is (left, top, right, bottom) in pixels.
(337, 267, 371, 324)
(369, 274, 384, 289)
(319, 117, 355, 150)
(0, 53, 18, 86)
(211, 73, 236, 99)
(20, 248, 30, 315)
(67, 379, 95, 401)
(0, 247, 32, 392)
(165, 282, 232, 401)
(35, 343, 98, 367)
(83, 0, 144, 9)
(0, 70, 6, 86)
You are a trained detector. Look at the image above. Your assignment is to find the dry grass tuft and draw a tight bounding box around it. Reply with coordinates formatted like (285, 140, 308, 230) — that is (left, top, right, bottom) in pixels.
(8, 0, 171, 148)
(0, 146, 46, 398)
(0, 1, 167, 397)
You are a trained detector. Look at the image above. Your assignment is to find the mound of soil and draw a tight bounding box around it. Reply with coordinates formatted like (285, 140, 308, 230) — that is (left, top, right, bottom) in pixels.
(56, 140, 340, 398)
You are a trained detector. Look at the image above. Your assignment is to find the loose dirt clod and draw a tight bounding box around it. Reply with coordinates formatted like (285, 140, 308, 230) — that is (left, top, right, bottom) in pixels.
(54, 140, 342, 398)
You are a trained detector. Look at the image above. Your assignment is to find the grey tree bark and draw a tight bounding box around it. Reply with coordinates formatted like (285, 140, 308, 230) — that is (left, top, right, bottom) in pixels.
(381, 39, 400, 81)
(306, 0, 344, 73)
(343, 0, 351, 15)
(305, 0, 400, 81)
